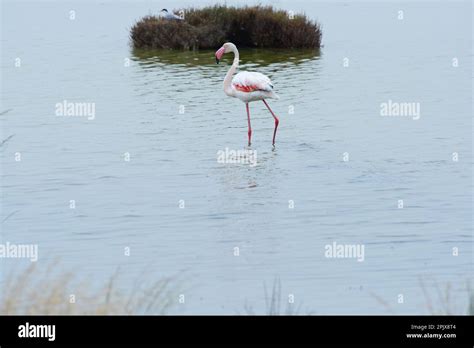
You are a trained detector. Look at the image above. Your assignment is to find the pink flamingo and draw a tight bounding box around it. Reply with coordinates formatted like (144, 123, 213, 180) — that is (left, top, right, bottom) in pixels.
(215, 42, 280, 146)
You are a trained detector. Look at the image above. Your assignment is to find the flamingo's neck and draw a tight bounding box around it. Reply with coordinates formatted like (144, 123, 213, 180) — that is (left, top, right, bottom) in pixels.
(224, 46, 239, 96)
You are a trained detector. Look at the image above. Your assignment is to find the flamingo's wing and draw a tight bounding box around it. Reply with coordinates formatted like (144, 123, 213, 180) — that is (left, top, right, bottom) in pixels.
(232, 71, 274, 93)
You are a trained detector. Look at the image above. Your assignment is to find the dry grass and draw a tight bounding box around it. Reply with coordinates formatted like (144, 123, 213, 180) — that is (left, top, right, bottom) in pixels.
(243, 278, 314, 315)
(419, 278, 473, 315)
(370, 278, 474, 315)
(130, 5, 322, 50)
(0, 262, 178, 315)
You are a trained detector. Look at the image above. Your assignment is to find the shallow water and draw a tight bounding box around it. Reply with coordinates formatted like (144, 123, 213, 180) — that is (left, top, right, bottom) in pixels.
(0, 1, 472, 314)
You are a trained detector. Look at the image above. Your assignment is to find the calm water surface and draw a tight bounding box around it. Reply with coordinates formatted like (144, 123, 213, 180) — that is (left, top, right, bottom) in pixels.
(1, 1, 472, 314)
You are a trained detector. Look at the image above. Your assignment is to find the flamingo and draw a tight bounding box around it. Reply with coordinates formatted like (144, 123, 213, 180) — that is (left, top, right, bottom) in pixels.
(215, 42, 280, 147)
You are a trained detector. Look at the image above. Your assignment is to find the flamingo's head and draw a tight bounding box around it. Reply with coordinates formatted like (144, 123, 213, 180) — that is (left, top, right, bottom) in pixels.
(215, 43, 233, 64)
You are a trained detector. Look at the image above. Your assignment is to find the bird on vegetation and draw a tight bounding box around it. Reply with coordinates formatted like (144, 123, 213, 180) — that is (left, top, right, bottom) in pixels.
(160, 9, 183, 20)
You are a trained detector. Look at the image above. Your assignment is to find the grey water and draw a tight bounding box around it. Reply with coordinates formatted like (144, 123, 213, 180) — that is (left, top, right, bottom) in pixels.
(1, 0, 472, 314)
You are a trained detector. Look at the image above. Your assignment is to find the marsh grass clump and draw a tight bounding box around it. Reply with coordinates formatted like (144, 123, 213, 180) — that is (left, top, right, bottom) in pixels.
(0, 262, 178, 315)
(130, 6, 322, 50)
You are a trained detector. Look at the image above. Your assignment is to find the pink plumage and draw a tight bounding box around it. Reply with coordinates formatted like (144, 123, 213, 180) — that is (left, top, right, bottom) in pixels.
(232, 71, 279, 102)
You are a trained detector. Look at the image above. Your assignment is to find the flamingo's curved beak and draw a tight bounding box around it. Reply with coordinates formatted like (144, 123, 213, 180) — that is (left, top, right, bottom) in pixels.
(215, 46, 225, 64)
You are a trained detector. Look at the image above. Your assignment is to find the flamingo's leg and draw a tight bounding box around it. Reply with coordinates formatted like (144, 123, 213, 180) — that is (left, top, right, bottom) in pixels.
(246, 103, 252, 146)
(262, 99, 279, 146)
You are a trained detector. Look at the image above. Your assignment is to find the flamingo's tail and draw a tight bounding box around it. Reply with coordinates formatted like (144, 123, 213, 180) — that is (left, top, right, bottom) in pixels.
(268, 91, 280, 100)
